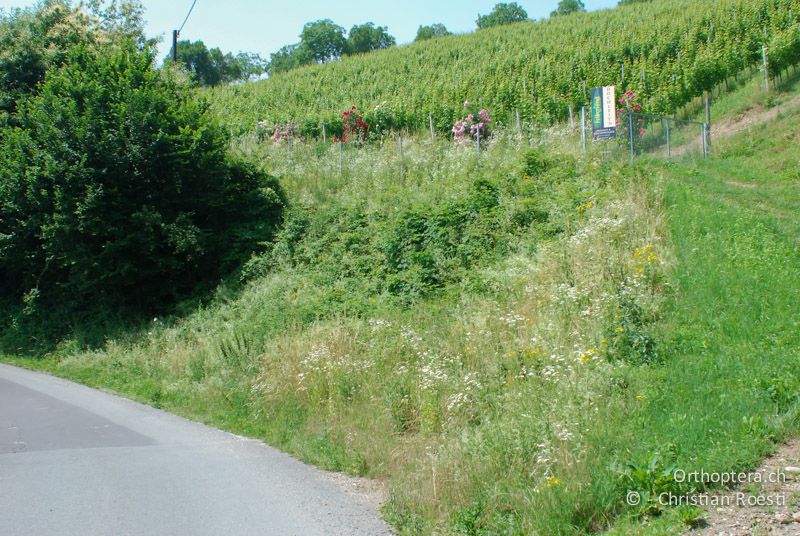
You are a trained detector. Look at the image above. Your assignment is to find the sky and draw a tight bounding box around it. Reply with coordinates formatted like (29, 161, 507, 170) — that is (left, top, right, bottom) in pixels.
(0, 0, 619, 61)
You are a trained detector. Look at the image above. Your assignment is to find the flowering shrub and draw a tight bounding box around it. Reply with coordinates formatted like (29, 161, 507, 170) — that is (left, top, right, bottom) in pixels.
(452, 100, 492, 145)
(618, 90, 642, 113)
(269, 122, 295, 143)
(334, 105, 369, 143)
(617, 90, 647, 138)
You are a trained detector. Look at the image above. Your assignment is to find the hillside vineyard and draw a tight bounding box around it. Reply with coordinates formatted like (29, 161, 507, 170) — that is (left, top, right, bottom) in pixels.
(212, 0, 800, 137)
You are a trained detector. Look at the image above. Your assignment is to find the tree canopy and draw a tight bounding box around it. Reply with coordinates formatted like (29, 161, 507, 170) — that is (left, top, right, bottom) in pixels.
(168, 39, 267, 86)
(347, 22, 395, 55)
(268, 19, 396, 75)
(551, 0, 587, 16)
(476, 2, 528, 29)
(0, 0, 146, 124)
(300, 19, 348, 63)
(415, 23, 451, 42)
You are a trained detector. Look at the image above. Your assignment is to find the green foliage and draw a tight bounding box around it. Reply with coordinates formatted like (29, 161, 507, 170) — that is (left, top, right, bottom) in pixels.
(551, 0, 586, 17)
(380, 179, 504, 301)
(268, 43, 312, 75)
(0, 0, 146, 123)
(346, 22, 395, 55)
(414, 23, 450, 42)
(476, 2, 528, 30)
(168, 39, 266, 86)
(6, 62, 800, 536)
(213, 0, 800, 135)
(613, 445, 683, 516)
(0, 42, 285, 325)
(300, 19, 348, 63)
(0, 1, 90, 123)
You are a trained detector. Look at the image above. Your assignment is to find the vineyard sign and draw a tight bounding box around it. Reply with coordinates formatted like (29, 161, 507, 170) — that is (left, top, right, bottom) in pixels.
(591, 86, 617, 140)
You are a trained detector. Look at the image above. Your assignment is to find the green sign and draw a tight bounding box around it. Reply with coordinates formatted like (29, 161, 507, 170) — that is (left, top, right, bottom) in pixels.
(591, 86, 617, 140)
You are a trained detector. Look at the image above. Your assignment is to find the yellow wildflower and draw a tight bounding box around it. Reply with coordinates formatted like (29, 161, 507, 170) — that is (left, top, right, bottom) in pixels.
(546, 475, 562, 488)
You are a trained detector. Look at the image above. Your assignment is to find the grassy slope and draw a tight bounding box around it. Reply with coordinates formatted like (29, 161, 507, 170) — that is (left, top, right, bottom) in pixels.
(3, 79, 800, 534)
(609, 106, 800, 535)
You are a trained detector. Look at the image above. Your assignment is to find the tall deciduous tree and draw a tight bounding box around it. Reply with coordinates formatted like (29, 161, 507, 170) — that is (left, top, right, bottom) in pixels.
(268, 43, 311, 75)
(169, 40, 263, 86)
(551, 0, 586, 16)
(476, 2, 528, 30)
(346, 22, 395, 55)
(415, 23, 451, 42)
(300, 19, 348, 63)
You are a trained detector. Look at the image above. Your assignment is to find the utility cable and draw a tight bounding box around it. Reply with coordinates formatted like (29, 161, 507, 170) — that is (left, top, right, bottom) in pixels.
(177, 0, 198, 35)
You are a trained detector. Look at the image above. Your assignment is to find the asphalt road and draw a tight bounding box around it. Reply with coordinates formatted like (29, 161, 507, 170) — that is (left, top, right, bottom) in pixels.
(0, 363, 392, 536)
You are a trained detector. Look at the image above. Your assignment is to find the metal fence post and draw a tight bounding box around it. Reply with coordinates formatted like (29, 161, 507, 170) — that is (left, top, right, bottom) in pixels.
(399, 133, 405, 175)
(666, 119, 671, 158)
(476, 126, 481, 161)
(628, 111, 634, 163)
(339, 141, 343, 176)
(581, 106, 586, 155)
(702, 123, 708, 159)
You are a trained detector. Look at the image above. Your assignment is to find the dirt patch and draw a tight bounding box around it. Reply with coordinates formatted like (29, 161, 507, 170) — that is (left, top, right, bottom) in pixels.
(686, 439, 800, 536)
(325, 470, 388, 512)
(669, 94, 800, 158)
(727, 181, 759, 189)
(714, 94, 800, 140)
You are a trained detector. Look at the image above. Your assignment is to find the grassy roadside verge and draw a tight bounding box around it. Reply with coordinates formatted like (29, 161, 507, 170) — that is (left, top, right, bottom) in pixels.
(609, 108, 800, 534)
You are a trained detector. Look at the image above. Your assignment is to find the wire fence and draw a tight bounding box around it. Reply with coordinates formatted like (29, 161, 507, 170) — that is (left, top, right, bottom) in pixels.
(239, 107, 709, 177)
(578, 107, 709, 162)
(623, 111, 708, 160)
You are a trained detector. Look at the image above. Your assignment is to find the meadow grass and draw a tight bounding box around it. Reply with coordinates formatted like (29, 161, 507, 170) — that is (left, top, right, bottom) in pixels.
(3, 80, 800, 533)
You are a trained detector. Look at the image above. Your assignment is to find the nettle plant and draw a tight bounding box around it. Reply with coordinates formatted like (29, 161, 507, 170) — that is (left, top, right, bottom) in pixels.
(334, 105, 369, 143)
(452, 100, 492, 145)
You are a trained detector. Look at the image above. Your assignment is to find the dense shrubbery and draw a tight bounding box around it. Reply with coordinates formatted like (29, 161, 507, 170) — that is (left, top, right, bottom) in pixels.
(0, 0, 148, 125)
(240, 147, 579, 315)
(0, 42, 284, 329)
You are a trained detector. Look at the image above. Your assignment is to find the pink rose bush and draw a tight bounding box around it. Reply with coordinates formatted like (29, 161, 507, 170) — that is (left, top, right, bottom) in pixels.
(452, 101, 492, 145)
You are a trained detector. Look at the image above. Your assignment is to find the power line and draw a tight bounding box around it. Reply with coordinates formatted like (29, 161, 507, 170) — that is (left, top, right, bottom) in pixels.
(178, 0, 198, 34)
(172, 0, 198, 62)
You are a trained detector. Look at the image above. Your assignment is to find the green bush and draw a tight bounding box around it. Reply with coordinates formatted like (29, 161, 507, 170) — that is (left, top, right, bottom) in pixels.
(0, 42, 285, 320)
